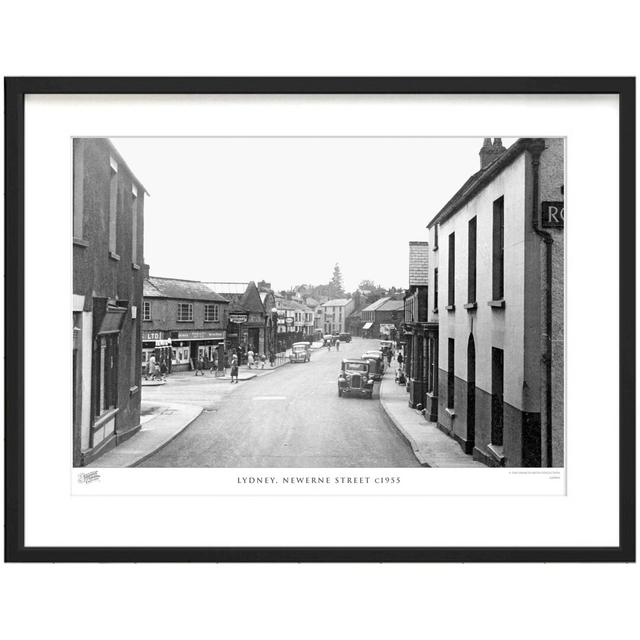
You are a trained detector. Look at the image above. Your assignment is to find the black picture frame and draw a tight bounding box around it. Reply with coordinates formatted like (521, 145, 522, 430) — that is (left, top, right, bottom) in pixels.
(4, 76, 635, 563)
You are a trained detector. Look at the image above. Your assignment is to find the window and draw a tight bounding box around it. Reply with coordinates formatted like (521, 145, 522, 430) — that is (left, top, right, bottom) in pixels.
(433, 225, 439, 250)
(177, 303, 193, 322)
(131, 184, 138, 265)
(204, 304, 219, 322)
(73, 140, 84, 239)
(447, 338, 455, 408)
(433, 268, 438, 310)
(447, 232, 455, 308)
(492, 196, 504, 300)
(491, 347, 504, 446)
(93, 334, 118, 417)
(109, 156, 118, 255)
(130, 318, 137, 386)
(143, 301, 151, 321)
(468, 216, 477, 304)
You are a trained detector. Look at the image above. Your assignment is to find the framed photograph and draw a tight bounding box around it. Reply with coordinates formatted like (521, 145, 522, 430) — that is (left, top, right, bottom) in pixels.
(5, 77, 635, 562)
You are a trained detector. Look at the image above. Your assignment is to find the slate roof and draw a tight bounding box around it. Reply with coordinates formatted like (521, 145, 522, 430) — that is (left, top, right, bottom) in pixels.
(361, 297, 392, 313)
(409, 241, 429, 286)
(322, 298, 352, 307)
(145, 277, 228, 302)
(428, 138, 543, 228)
(376, 298, 405, 312)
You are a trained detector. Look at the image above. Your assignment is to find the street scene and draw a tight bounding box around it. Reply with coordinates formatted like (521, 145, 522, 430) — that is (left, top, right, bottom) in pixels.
(73, 136, 564, 469)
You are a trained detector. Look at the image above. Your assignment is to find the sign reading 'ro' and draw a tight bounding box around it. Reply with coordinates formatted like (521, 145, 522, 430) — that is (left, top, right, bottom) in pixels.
(541, 201, 564, 228)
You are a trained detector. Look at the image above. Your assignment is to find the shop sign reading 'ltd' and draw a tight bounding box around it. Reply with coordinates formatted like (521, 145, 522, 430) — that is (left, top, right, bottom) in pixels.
(541, 201, 564, 229)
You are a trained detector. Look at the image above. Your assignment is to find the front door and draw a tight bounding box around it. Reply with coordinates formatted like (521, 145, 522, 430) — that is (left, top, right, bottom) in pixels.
(467, 335, 476, 454)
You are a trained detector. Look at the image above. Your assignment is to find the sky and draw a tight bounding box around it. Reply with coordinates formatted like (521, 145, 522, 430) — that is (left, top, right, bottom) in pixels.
(112, 137, 516, 293)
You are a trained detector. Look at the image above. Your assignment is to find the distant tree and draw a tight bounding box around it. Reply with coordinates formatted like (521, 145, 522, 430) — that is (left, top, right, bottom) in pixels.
(358, 279, 378, 292)
(329, 263, 345, 298)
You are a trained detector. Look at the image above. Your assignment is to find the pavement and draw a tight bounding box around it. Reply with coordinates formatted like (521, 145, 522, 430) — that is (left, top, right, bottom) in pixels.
(87, 401, 203, 468)
(379, 374, 486, 467)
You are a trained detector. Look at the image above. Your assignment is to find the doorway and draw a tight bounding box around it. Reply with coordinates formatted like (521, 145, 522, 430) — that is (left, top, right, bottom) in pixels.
(466, 334, 476, 453)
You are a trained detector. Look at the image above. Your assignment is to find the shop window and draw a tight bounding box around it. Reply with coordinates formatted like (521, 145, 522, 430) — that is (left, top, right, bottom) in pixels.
(204, 304, 219, 322)
(177, 303, 193, 322)
(143, 301, 151, 321)
(93, 334, 118, 417)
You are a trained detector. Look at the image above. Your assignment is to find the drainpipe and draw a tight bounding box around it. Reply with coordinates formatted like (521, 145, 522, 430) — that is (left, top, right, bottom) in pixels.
(529, 140, 553, 467)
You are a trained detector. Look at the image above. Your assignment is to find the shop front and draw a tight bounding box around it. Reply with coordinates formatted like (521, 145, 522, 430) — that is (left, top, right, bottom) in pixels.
(169, 329, 226, 371)
(142, 330, 173, 375)
(226, 311, 266, 361)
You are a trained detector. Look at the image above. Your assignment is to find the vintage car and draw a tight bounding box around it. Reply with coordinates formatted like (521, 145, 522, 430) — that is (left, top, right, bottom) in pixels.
(361, 350, 385, 380)
(338, 359, 375, 398)
(379, 340, 394, 356)
(289, 341, 311, 363)
(338, 332, 352, 343)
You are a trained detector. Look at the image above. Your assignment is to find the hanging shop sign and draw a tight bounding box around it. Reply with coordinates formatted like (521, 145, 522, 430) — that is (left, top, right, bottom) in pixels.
(285, 317, 294, 326)
(541, 201, 564, 228)
(229, 312, 249, 324)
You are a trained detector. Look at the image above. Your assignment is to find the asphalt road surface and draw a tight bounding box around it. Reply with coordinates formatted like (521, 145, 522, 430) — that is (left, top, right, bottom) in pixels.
(140, 337, 420, 467)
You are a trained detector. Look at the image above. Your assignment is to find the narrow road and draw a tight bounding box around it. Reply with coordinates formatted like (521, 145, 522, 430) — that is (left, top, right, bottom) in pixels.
(141, 338, 420, 467)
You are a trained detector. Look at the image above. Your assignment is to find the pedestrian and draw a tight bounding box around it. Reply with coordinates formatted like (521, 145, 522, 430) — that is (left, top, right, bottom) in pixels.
(211, 352, 217, 375)
(397, 352, 404, 369)
(218, 351, 226, 377)
(160, 359, 167, 381)
(203, 352, 210, 375)
(269, 351, 276, 367)
(230, 353, 239, 383)
(386, 350, 392, 367)
(260, 353, 266, 369)
(247, 348, 255, 369)
(147, 353, 156, 380)
(335, 339, 340, 351)
(195, 355, 204, 376)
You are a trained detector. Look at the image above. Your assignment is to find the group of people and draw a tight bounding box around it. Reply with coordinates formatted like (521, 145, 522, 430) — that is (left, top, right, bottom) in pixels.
(144, 354, 168, 381)
(192, 347, 279, 383)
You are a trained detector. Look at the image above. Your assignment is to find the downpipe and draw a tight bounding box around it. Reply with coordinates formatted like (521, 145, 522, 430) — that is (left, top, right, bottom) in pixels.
(530, 140, 554, 467)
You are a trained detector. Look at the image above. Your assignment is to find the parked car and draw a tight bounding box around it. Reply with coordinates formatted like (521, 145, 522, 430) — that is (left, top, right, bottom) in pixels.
(379, 339, 394, 356)
(339, 332, 352, 343)
(289, 341, 311, 363)
(361, 350, 385, 380)
(338, 359, 375, 398)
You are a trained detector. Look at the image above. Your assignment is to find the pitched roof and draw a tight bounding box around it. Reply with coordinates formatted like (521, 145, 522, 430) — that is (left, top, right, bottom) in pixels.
(204, 282, 250, 296)
(145, 277, 228, 302)
(409, 241, 429, 286)
(376, 298, 404, 311)
(361, 296, 391, 312)
(427, 138, 543, 228)
(322, 298, 352, 307)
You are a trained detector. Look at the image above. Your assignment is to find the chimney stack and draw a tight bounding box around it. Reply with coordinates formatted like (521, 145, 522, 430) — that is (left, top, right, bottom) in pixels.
(479, 137, 506, 169)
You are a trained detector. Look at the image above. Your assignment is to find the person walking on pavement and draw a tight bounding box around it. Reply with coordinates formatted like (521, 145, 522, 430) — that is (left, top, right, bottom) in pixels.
(269, 351, 276, 368)
(397, 351, 404, 370)
(160, 359, 167, 381)
(260, 353, 266, 369)
(335, 338, 340, 351)
(147, 353, 156, 381)
(247, 348, 255, 369)
(230, 353, 239, 383)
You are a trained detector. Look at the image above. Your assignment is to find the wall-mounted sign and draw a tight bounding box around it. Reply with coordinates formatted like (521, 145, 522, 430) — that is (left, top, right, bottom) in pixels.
(229, 313, 249, 324)
(541, 201, 564, 228)
(143, 331, 165, 341)
(285, 317, 294, 326)
(173, 330, 225, 340)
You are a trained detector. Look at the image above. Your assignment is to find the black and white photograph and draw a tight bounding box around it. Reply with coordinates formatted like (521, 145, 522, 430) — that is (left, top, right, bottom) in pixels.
(72, 135, 565, 471)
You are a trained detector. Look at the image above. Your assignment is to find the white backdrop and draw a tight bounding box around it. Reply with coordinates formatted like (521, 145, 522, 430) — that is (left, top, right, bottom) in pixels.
(2, 3, 638, 640)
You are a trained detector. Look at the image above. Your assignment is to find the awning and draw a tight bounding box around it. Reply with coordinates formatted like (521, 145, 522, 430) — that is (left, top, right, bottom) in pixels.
(362, 322, 373, 330)
(97, 306, 126, 335)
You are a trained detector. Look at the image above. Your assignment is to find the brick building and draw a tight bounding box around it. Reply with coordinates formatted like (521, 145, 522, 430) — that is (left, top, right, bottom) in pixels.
(72, 138, 147, 466)
(361, 296, 405, 338)
(142, 276, 230, 372)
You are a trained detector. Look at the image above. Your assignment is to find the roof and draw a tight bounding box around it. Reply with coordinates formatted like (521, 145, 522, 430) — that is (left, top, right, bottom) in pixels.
(409, 241, 429, 287)
(427, 138, 544, 229)
(322, 298, 352, 307)
(376, 298, 405, 312)
(361, 297, 391, 313)
(276, 297, 311, 312)
(204, 282, 249, 296)
(145, 277, 228, 302)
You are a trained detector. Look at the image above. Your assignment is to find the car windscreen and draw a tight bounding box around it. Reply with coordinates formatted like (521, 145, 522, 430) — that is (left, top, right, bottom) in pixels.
(345, 363, 368, 372)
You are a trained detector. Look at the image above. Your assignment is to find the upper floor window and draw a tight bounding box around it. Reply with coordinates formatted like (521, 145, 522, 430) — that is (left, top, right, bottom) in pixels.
(434, 268, 439, 311)
(447, 232, 455, 309)
(131, 184, 138, 265)
(143, 301, 151, 321)
(73, 140, 85, 240)
(492, 196, 504, 300)
(204, 304, 219, 322)
(468, 216, 477, 304)
(109, 156, 118, 256)
(177, 303, 193, 322)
